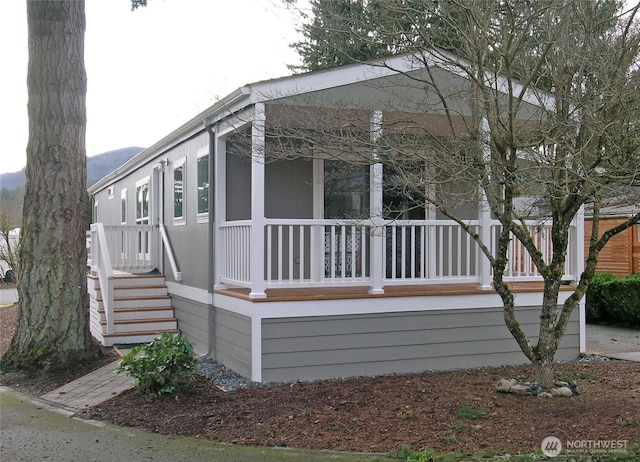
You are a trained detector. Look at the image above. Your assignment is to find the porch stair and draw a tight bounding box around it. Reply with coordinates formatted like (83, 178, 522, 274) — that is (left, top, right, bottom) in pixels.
(87, 273, 179, 347)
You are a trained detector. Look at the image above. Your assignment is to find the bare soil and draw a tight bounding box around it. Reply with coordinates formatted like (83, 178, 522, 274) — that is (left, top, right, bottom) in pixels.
(0, 303, 117, 396)
(1, 303, 639, 457)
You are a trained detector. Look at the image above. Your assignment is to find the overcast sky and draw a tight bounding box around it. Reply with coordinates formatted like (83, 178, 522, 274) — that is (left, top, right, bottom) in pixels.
(1, 0, 305, 175)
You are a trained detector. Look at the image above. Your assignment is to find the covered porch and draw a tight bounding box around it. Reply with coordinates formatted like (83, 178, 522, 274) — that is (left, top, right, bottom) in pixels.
(89, 216, 582, 299)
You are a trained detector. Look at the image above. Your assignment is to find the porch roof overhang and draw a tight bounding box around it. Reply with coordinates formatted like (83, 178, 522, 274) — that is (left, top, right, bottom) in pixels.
(88, 51, 553, 195)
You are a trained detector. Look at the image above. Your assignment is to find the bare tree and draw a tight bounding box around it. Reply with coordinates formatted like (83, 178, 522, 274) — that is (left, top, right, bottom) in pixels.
(2, 1, 98, 370)
(266, 0, 640, 388)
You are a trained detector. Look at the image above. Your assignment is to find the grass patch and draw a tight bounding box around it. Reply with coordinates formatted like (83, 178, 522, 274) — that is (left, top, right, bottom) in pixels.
(458, 404, 486, 420)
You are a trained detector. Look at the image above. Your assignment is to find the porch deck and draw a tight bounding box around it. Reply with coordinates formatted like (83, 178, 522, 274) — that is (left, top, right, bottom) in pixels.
(216, 281, 573, 302)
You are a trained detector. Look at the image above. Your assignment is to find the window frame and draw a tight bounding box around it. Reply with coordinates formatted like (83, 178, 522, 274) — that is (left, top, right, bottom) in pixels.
(196, 147, 209, 224)
(120, 188, 128, 224)
(173, 157, 186, 226)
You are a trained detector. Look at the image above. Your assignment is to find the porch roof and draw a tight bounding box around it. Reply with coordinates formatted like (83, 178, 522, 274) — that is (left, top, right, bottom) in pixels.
(88, 51, 552, 195)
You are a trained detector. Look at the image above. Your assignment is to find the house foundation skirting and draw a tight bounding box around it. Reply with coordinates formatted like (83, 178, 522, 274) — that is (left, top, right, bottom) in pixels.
(167, 283, 582, 382)
(207, 288, 582, 383)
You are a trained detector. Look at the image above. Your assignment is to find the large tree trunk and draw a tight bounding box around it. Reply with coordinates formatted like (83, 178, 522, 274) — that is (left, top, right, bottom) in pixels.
(1, 0, 97, 370)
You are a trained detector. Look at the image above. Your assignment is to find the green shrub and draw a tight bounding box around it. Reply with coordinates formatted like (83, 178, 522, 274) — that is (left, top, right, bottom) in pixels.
(117, 332, 197, 395)
(602, 277, 640, 327)
(586, 273, 640, 327)
(586, 273, 618, 323)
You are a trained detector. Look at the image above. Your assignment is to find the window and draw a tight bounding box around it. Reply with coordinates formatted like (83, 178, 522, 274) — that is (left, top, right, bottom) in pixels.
(196, 148, 209, 223)
(136, 180, 149, 225)
(107, 185, 114, 199)
(173, 158, 186, 224)
(120, 188, 127, 224)
(324, 160, 369, 218)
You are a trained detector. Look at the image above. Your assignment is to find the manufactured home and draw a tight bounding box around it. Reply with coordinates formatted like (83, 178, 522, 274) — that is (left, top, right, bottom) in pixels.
(88, 54, 584, 382)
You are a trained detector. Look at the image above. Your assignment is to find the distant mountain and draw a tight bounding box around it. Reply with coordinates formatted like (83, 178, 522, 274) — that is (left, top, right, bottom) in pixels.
(0, 147, 144, 191)
(86, 147, 144, 185)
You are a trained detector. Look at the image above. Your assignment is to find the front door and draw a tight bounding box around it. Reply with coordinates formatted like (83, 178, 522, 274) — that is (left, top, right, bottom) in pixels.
(135, 177, 151, 263)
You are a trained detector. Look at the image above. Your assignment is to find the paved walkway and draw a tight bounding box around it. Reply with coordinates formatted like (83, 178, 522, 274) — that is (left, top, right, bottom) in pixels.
(40, 359, 134, 411)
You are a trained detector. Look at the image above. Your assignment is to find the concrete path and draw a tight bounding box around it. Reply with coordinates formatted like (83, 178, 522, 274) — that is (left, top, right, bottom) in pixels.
(1, 387, 380, 462)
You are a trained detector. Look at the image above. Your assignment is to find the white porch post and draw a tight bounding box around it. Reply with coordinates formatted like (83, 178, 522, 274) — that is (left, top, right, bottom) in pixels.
(369, 110, 384, 294)
(214, 128, 227, 290)
(249, 103, 267, 298)
(478, 117, 492, 289)
(574, 205, 585, 283)
(478, 189, 492, 289)
(575, 205, 586, 353)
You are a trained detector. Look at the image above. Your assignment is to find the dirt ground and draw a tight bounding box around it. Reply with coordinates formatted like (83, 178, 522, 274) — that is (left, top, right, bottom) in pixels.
(1, 302, 639, 457)
(0, 303, 117, 396)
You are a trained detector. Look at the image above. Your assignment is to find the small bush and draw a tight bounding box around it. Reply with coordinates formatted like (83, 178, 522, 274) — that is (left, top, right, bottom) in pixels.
(117, 332, 197, 396)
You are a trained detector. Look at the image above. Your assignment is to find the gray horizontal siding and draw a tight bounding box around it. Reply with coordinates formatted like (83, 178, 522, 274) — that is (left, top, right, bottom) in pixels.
(212, 308, 252, 379)
(261, 306, 580, 382)
(172, 295, 209, 355)
(175, 298, 252, 379)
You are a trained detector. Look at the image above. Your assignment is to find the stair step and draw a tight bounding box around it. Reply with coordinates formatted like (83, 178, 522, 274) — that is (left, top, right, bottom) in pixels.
(87, 272, 179, 347)
(90, 294, 170, 303)
(91, 286, 168, 298)
(98, 306, 175, 321)
(100, 329, 180, 347)
(87, 274, 167, 288)
(92, 296, 172, 310)
(100, 317, 178, 333)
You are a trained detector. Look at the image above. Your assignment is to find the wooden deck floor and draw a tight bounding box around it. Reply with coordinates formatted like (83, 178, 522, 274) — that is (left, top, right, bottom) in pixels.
(215, 281, 574, 303)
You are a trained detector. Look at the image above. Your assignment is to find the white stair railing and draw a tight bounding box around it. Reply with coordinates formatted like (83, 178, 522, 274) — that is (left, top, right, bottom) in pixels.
(90, 223, 114, 334)
(159, 224, 182, 281)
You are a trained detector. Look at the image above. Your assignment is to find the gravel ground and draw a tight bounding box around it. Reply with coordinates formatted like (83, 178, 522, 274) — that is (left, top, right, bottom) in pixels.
(197, 354, 612, 393)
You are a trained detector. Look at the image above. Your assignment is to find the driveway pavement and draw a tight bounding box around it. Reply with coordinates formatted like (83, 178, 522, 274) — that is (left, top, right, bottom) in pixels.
(586, 323, 640, 362)
(0, 388, 381, 462)
(0, 287, 18, 307)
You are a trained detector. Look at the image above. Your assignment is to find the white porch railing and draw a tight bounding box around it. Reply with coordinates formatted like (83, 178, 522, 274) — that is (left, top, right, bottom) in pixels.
(219, 218, 578, 290)
(490, 220, 577, 282)
(89, 224, 157, 273)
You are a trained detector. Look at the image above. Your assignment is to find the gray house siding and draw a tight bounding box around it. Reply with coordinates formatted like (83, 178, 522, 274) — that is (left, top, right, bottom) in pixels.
(171, 295, 209, 355)
(161, 133, 209, 288)
(211, 307, 252, 379)
(261, 306, 580, 382)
